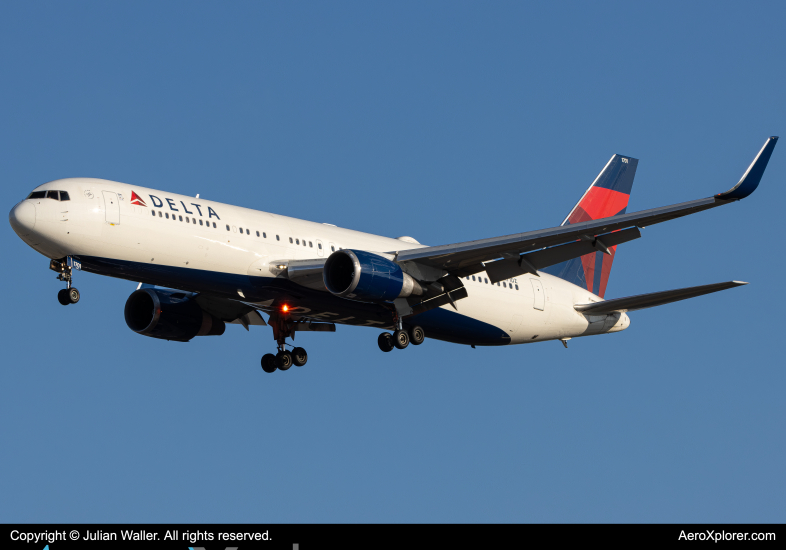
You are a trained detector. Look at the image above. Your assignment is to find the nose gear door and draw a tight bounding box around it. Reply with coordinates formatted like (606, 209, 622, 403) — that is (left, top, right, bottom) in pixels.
(103, 191, 120, 224)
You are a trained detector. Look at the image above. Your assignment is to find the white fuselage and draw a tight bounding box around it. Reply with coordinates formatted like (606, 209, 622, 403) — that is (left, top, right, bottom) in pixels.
(10, 178, 629, 346)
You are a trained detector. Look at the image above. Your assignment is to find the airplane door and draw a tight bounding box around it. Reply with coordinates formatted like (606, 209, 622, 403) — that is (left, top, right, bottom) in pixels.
(316, 239, 324, 257)
(531, 279, 545, 311)
(103, 191, 120, 224)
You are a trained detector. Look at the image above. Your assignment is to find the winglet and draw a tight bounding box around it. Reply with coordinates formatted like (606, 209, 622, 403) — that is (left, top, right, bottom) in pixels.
(717, 136, 778, 200)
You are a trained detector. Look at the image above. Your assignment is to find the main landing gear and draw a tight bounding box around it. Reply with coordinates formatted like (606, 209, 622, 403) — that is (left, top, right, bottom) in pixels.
(261, 347, 307, 373)
(51, 259, 80, 306)
(260, 310, 309, 374)
(378, 322, 425, 353)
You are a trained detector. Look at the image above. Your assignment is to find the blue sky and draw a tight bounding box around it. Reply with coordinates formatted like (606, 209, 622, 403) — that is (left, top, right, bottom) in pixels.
(1, 1, 784, 522)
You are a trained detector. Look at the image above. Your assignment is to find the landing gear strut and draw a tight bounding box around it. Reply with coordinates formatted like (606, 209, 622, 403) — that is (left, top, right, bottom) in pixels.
(260, 309, 308, 373)
(51, 259, 80, 305)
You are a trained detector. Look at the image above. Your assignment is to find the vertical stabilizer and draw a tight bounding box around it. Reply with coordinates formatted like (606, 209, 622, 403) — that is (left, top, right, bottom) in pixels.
(543, 154, 638, 297)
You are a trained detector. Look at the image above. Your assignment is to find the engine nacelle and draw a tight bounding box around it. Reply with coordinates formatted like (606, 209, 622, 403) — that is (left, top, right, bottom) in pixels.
(124, 288, 225, 342)
(323, 249, 423, 302)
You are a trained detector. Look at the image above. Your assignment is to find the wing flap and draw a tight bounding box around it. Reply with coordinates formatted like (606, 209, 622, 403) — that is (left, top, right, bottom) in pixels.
(485, 227, 641, 283)
(574, 281, 748, 315)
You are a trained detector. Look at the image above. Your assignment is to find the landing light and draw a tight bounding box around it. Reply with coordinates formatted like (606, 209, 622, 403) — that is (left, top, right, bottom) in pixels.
(282, 305, 289, 312)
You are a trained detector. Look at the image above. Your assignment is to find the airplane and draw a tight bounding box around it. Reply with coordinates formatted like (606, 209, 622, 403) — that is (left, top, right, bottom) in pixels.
(8, 137, 778, 372)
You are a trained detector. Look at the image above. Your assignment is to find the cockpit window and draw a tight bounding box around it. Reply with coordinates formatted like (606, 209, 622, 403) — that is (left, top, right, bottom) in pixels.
(28, 190, 70, 201)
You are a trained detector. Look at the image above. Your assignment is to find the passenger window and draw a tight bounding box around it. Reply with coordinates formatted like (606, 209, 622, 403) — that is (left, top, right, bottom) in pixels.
(303, 240, 306, 246)
(485, 278, 488, 284)
(239, 227, 243, 233)
(263, 232, 267, 238)
(317, 243, 321, 249)
(256, 231, 259, 237)
(296, 238, 300, 245)
(46, 190, 59, 200)
(503, 282, 506, 288)
(515, 285, 519, 290)
(178, 215, 182, 221)
(186, 217, 190, 223)
(472, 276, 476, 281)
(246, 229, 250, 235)
(331, 246, 335, 252)
(212, 222, 216, 228)
(151, 210, 156, 216)
(193, 218, 196, 224)
(289, 237, 293, 243)
(199, 219, 203, 226)
(226, 224, 230, 231)
(158, 211, 162, 217)
(59, 191, 70, 201)
(165, 213, 169, 219)
(276, 235, 280, 241)
(28, 191, 46, 199)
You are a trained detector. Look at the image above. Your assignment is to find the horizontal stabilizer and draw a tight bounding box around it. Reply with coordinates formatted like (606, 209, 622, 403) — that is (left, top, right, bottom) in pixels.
(486, 227, 641, 284)
(574, 281, 748, 315)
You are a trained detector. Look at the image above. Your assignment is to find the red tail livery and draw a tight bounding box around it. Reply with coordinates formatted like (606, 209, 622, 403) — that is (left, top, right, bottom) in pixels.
(543, 154, 637, 297)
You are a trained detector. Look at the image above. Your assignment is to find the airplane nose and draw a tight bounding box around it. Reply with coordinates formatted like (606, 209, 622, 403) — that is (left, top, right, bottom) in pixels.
(9, 201, 36, 236)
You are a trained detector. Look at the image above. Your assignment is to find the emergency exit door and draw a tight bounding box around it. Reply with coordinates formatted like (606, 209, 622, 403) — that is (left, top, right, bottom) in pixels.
(103, 191, 120, 224)
(531, 279, 545, 311)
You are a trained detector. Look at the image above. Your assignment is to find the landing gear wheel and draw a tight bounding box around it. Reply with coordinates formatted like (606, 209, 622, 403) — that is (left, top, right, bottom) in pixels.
(393, 329, 410, 349)
(276, 350, 293, 371)
(68, 287, 80, 304)
(409, 325, 425, 345)
(261, 354, 277, 373)
(292, 347, 308, 367)
(378, 332, 395, 352)
(57, 289, 70, 306)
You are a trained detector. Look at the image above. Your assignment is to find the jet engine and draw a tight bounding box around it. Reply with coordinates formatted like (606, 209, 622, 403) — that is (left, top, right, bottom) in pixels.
(124, 288, 225, 342)
(323, 249, 424, 302)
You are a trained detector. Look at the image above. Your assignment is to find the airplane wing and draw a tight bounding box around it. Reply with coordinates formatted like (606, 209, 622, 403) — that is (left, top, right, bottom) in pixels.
(393, 137, 778, 278)
(574, 281, 748, 314)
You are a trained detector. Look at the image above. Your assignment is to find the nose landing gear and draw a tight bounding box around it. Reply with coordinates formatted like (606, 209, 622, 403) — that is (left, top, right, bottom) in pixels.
(51, 258, 80, 306)
(57, 287, 80, 305)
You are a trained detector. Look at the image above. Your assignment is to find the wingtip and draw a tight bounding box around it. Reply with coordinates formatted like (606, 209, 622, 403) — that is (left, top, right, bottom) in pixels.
(716, 137, 778, 200)
(732, 281, 749, 286)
